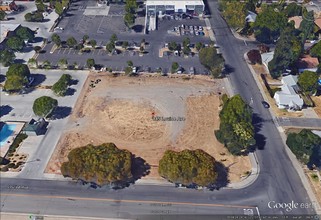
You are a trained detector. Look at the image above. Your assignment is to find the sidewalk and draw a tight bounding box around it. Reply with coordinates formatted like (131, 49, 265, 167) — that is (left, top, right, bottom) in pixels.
(245, 52, 321, 214)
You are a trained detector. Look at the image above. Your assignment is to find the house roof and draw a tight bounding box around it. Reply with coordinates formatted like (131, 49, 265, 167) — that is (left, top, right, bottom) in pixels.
(146, 0, 204, 6)
(261, 51, 274, 65)
(274, 92, 304, 107)
(246, 11, 257, 23)
(297, 55, 320, 69)
(0, 23, 20, 44)
(281, 75, 298, 87)
(288, 16, 302, 29)
(315, 18, 321, 29)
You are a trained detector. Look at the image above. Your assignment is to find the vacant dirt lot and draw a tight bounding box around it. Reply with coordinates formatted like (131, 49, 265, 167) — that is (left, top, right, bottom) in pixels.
(46, 75, 251, 183)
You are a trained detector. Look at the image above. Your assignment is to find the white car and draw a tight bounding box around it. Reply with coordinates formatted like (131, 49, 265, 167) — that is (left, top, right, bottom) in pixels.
(132, 66, 137, 73)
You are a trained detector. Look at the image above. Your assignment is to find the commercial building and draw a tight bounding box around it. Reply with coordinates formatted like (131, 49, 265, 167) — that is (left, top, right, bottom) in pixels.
(146, 0, 205, 16)
(0, 23, 21, 50)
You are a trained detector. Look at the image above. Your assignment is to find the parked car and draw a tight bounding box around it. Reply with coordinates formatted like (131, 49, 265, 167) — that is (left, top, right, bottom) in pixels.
(262, 101, 270, 108)
(189, 67, 195, 74)
(132, 66, 138, 73)
(198, 26, 203, 31)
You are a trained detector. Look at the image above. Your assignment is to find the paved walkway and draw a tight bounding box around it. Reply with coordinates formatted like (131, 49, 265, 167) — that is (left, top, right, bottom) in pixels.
(276, 117, 321, 128)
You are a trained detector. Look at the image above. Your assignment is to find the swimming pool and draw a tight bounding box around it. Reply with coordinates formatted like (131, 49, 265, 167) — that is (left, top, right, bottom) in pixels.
(0, 124, 16, 147)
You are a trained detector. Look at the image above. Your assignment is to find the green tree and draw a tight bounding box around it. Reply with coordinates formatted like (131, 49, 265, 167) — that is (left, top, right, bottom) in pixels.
(124, 12, 135, 27)
(33, 12, 44, 22)
(16, 26, 35, 41)
(27, 58, 38, 68)
(6, 37, 25, 51)
(86, 58, 95, 68)
(183, 46, 191, 55)
(310, 41, 321, 60)
(66, 37, 77, 48)
(110, 34, 118, 43)
(298, 71, 319, 95)
(51, 33, 61, 46)
(253, 5, 288, 43)
(33, 96, 58, 118)
(171, 62, 179, 73)
(51, 74, 71, 96)
(284, 3, 303, 17)
(182, 37, 190, 48)
(3, 64, 30, 91)
(55, 2, 64, 15)
(0, 10, 6, 21)
(221, 1, 247, 28)
(286, 129, 321, 168)
(125, 66, 132, 75)
(127, 60, 133, 67)
(106, 42, 115, 53)
(89, 39, 97, 48)
(268, 25, 302, 78)
(82, 34, 89, 42)
(168, 41, 178, 51)
(159, 149, 218, 186)
(36, 1, 46, 12)
(125, 0, 137, 13)
(4, 75, 28, 91)
(6, 63, 30, 79)
(42, 60, 51, 69)
(0, 49, 15, 67)
(122, 41, 129, 49)
(215, 95, 255, 155)
(61, 143, 133, 186)
(299, 11, 315, 43)
(24, 13, 33, 21)
(195, 42, 203, 51)
(58, 58, 68, 69)
(199, 47, 225, 78)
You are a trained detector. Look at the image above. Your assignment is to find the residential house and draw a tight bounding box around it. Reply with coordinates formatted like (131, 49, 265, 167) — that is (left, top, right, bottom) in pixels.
(0, 23, 21, 50)
(22, 118, 47, 136)
(245, 11, 257, 23)
(261, 51, 274, 71)
(297, 55, 320, 73)
(274, 75, 304, 110)
(0, 0, 18, 11)
(288, 16, 302, 29)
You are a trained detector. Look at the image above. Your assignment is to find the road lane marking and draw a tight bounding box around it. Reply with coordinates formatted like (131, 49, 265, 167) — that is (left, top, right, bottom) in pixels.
(1, 193, 255, 209)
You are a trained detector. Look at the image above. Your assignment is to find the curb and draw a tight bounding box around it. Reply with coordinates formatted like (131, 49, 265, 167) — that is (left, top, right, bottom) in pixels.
(244, 52, 321, 214)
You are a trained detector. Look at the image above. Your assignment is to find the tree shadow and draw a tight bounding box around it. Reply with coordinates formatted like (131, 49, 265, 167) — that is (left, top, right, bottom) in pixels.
(223, 64, 235, 75)
(0, 105, 13, 117)
(251, 113, 266, 151)
(33, 37, 44, 43)
(14, 59, 26, 64)
(51, 106, 72, 119)
(132, 25, 144, 33)
(65, 88, 76, 96)
(0, 74, 6, 83)
(131, 155, 151, 181)
(207, 161, 230, 190)
(30, 73, 46, 87)
(69, 79, 78, 86)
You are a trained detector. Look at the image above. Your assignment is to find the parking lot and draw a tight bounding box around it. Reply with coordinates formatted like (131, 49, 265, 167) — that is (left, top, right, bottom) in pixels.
(38, 0, 212, 74)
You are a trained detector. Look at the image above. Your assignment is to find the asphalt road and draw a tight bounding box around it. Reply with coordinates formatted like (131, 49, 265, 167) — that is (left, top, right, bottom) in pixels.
(0, 1, 317, 219)
(276, 117, 321, 128)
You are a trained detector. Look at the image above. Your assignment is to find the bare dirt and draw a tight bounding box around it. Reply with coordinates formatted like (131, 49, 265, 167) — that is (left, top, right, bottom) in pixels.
(312, 96, 321, 118)
(46, 74, 251, 183)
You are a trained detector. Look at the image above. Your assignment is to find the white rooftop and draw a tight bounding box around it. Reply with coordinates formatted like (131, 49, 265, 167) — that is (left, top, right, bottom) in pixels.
(0, 23, 20, 44)
(281, 75, 298, 87)
(146, 0, 204, 6)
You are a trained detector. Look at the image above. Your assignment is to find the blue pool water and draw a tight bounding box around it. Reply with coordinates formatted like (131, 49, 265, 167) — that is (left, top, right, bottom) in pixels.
(0, 124, 16, 147)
